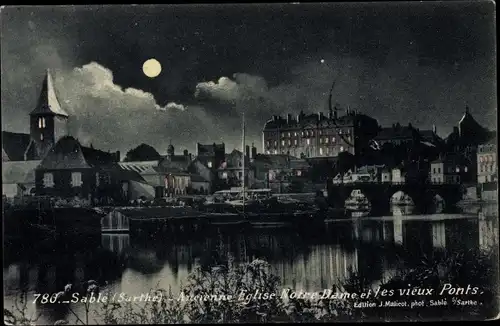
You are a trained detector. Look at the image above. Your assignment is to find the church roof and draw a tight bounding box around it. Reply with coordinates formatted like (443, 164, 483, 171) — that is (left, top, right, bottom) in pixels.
(1, 131, 31, 161)
(38, 136, 117, 169)
(30, 69, 69, 117)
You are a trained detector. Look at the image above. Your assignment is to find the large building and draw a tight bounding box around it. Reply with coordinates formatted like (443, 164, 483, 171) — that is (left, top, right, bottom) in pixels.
(477, 136, 497, 184)
(262, 108, 379, 158)
(2, 69, 69, 162)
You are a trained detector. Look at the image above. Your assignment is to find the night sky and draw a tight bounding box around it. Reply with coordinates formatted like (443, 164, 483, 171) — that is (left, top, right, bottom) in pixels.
(1, 3, 496, 156)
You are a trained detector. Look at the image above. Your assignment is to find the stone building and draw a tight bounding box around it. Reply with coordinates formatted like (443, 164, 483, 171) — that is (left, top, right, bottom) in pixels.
(477, 136, 497, 184)
(262, 108, 379, 158)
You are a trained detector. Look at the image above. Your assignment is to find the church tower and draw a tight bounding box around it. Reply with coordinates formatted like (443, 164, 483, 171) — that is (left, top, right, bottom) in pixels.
(29, 69, 69, 159)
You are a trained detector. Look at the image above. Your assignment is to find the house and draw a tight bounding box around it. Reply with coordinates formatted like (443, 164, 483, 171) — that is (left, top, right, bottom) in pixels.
(2, 69, 70, 162)
(2, 160, 41, 199)
(429, 155, 467, 184)
(351, 165, 380, 183)
(196, 142, 225, 170)
(391, 167, 406, 184)
(381, 167, 392, 183)
(477, 136, 497, 184)
(218, 149, 255, 188)
(118, 149, 212, 196)
(34, 136, 131, 204)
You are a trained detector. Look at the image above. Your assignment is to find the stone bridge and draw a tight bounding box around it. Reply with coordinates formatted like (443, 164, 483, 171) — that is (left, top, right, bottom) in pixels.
(327, 181, 465, 213)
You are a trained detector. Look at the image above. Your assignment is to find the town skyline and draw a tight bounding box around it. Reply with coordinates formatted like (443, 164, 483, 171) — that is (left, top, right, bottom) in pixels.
(1, 3, 497, 155)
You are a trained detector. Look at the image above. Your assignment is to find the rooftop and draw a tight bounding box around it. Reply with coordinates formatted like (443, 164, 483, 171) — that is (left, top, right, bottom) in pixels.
(30, 69, 69, 117)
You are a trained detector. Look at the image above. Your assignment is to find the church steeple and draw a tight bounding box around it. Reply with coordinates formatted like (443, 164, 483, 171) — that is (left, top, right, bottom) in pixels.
(29, 69, 69, 159)
(30, 69, 69, 117)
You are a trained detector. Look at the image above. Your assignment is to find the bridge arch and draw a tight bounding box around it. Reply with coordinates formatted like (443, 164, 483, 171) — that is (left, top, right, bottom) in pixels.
(389, 190, 415, 206)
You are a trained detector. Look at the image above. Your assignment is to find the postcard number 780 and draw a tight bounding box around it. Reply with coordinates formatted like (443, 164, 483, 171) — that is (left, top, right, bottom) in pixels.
(33, 293, 62, 304)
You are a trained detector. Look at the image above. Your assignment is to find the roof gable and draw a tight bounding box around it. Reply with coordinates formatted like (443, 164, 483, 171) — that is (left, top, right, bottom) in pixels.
(2, 131, 31, 161)
(30, 69, 69, 117)
(38, 136, 90, 169)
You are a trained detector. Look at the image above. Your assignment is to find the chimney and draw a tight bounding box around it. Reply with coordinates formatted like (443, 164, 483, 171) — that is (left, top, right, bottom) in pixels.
(432, 124, 437, 134)
(245, 145, 250, 159)
(116, 151, 120, 162)
(318, 112, 324, 120)
(453, 126, 459, 134)
(296, 114, 300, 122)
(328, 107, 333, 119)
(334, 106, 338, 119)
(251, 143, 257, 158)
(287, 114, 292, 124)
(189, 153, 192, 161)
(183, 149, 188, 156)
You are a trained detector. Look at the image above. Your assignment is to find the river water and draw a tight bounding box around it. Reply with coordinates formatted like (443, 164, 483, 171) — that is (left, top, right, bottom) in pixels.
(3, 204, 498, 324)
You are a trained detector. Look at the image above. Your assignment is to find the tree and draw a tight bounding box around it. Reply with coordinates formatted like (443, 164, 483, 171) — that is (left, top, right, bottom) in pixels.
(336, 152, 356, 174)
(124, 143, 161, 162)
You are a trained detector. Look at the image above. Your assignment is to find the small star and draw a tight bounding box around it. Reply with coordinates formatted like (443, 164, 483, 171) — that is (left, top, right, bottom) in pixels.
(320, 59, 325, 64)
(181, 46, 186, 51)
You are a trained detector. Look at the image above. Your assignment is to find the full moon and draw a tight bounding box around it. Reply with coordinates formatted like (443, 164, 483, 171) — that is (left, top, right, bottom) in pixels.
(142, 59, 162, 78)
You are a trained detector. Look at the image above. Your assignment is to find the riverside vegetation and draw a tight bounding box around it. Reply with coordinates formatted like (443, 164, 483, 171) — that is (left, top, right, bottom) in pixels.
(4, 246, 498, 324)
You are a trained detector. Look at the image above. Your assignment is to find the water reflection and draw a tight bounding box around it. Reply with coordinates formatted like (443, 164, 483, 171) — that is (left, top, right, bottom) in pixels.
(3, 208, 498, 324)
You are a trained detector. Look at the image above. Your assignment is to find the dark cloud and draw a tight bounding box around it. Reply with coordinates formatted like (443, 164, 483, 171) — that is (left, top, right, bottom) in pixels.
(1, 3, 496, 155)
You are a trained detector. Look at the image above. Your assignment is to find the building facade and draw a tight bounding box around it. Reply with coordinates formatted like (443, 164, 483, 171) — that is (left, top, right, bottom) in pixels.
(429, 155, 468, 184)
(218, 149, 255, 188)
(35, 136, 127, 204)
(262, 108, 379, 159)
(477, 137, 497, 184)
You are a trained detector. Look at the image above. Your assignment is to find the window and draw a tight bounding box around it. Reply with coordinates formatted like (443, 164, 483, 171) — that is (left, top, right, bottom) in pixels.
(266, 150, 270, 154)
(319, 130, 322, 135)
(288, 132, 291, 137)
(43, 173, 54, 188)
(222, 172, 228, 179)
(207, 161, 213, 168)
(274, 149, 278, 154)
(438, 168, 441, 173)
(456, 167, 460, 173)
(480, 166, 484, 172)
(294, 139, 297, 146)
(71, 172, 83, 187)
(281, 140, 285, 146)
(339, 130, 343, 135)
(38, 117, 46, 129)
(274, 141, 277, 146)
(288, 140, 291, 146)
(433, 168, 436, 174)
(266, 141, 270, 147)
(340, 146, 344, 152)
(297, 170, 302, 177)
(319, 148, 323, 155)
(294, 132, 297, 136)
(319, 138, 323, 144)
(238, 172, 243, 179)
(325, 137, 329, 144)
(332, 137, 336, 143)
(301, 131, 304, 136)
(311, 131, 314, 136)
(326, 148, 330, 155)
(306, 139, 310, 145)
(40, 133, 44, 141)
(464, 166, 468, 173)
